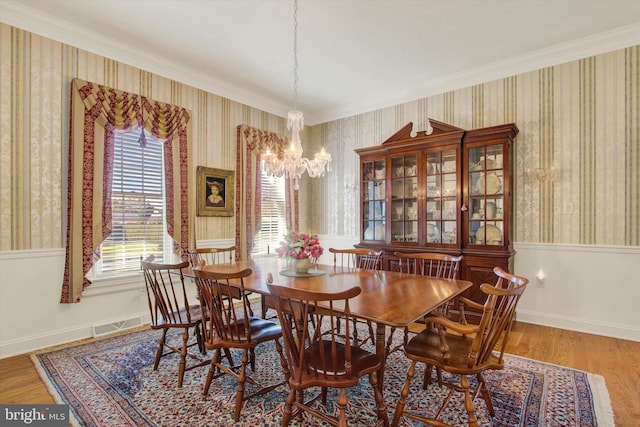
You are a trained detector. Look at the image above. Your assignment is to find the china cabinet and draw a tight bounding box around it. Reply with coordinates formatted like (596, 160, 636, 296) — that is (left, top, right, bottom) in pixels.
(356, 120, 519, 317)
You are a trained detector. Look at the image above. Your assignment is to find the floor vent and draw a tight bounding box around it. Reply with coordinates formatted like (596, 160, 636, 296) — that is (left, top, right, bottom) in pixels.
(92, 316, 143, 338)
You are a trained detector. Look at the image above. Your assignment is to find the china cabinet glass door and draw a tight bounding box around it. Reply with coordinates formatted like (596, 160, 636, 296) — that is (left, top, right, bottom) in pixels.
(468, 145, 504, 245)
(425, 149, 458, 245)
(362, 160, 386, 241)
(390, 155, 418, 243)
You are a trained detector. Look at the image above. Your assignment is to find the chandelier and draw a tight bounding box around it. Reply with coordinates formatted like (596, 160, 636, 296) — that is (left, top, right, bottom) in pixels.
(262, 0, 331, 190)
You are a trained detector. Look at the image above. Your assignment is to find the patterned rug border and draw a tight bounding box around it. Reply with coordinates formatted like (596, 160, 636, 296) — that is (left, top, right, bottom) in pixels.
(30, 327, 616, 427)
(494, 353, 615, 426)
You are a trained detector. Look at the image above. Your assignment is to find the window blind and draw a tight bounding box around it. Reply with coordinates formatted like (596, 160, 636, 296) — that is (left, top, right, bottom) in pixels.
(252, 172, 287, 256)
(99, 130, 167, 273)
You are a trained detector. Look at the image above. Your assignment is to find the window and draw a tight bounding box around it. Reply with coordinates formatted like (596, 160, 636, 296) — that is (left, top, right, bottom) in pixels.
(252, 172, 287, 257)
(94, 129, 171, 275)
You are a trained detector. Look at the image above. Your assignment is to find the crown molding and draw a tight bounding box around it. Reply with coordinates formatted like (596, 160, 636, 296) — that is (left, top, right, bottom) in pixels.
(308, 22, 640, 124)
(0, 0, 290, 119)
(2, 1, 639, 126)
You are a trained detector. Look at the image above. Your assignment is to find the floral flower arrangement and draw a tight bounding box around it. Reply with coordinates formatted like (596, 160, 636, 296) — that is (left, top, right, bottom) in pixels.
(275, 231, 324, 260)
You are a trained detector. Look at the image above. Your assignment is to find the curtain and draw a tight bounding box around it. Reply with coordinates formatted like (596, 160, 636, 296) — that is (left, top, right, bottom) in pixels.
(236, 125, 299, 261)
(61, 79, 193, 303)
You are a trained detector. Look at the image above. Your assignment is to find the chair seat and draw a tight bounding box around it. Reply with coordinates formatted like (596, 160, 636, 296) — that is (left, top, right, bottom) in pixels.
(152, 306, 204, 328)
(404, 329, 503, 375)
(302, 340, 382, 381)
(206, 317, 282, 349)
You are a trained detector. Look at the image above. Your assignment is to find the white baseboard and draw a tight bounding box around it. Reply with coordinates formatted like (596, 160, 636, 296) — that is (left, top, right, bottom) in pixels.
(0, 312, 152, 358)
(517, 310, 640, 342)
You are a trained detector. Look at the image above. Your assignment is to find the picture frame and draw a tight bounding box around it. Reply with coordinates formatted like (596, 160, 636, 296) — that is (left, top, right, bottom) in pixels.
(196, 166, 235, 217)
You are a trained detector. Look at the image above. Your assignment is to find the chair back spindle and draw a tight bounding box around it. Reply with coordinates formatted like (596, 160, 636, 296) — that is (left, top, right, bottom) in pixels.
(394, 251, 462, 279)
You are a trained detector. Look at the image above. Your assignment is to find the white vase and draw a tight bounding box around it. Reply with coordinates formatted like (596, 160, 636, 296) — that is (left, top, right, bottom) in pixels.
(293, 257, 311, 274)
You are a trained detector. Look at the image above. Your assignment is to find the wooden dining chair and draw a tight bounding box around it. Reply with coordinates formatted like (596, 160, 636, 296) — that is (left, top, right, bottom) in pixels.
(141, 256, 208, 387)
(329, 247, 383, 270)
(192, 266, 288, 423)
(328, 247, 383, 345)
(266, 274, 390, 427)
(388, 252, 463, 351)
(187, 246, 256, 317)
(392, 267, 528, 427)
(187, 245, 236, 265)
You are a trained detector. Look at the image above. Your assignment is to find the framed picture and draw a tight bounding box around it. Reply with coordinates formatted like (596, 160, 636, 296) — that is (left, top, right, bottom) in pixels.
(196, 166, 235, 217)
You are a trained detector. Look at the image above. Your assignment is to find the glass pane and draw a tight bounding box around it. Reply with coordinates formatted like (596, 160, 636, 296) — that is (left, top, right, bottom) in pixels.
(391, 222, 404, 242)
(426, 221, 441, 243)
(374, 160, 385, 179)
(363, 182, 374, 201)
(405, 177, 418, 198)
(374, 201, 384, 220)
(469, 147, 483, 171)
(470, 172, 483, 195)
(426, 200, 440, 220)
(363, 162, 374, 180)
(376, 181, 385, 199)
(442, 221, 457, 244)
(392, 200, 404, 220)
(426, 152, 440, 174)
(392, 178, 404, 198)
(442, 174, 456, 196)
(405, 200, 417, 220)
(363, 221, 374, 240)
(442, 199, 456, 220)
(427, 175, 440, 197)
(442, 149, 456, 173)
(392, 157, 404, 178)
(486, 145, 503, 170)
(405, 221, 417, 242)
(374, 221, 385, 240)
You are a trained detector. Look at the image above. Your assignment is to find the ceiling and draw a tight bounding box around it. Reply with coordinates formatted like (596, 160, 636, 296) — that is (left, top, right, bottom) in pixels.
(2, 0, 640, 124)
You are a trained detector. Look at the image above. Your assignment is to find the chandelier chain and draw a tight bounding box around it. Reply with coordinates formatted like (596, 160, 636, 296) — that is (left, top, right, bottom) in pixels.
(293, 0, 298, 109)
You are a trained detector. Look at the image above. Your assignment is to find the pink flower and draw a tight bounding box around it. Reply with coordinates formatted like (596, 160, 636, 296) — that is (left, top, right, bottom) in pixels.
(276, 231, 324, 260)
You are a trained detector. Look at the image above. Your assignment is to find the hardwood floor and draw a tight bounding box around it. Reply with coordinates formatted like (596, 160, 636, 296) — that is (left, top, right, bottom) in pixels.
(1, 322, 638, 425)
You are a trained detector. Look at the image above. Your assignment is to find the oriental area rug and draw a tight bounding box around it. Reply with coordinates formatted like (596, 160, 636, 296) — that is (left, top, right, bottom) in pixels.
(32, 326, 614, 427)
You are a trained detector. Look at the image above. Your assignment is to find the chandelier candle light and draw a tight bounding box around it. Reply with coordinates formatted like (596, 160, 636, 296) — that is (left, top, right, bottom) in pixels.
(262, 0, 331, 190)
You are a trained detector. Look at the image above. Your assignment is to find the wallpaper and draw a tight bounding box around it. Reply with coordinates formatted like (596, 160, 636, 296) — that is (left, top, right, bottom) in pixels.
(0, 23, 287, 251)
(310, 46, 639, 246)
(0, 22, 638, 250)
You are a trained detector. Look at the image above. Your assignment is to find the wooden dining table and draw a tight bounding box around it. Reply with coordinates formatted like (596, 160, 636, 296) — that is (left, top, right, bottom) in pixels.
(182, 256, 472, 391)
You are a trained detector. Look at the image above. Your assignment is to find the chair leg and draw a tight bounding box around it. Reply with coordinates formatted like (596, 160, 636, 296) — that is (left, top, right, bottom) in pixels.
(461, 375, 479, 427)
(282, 389, 295, 427)
(249, 348, 256, 371)
(234, 349, 249, 422)
(423, 364, 443, 388)
(337, 388, 348, 427)
(392, 359, 417, 427)
(194, 323, 206, 354)
(153, 329, 168, 370)
(369, 371, 390, 427)
(476, 373, 495, 416)
(203, 349, 221, 395)
(261, 295, 268, 319)
(177, 328, 189, 387)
